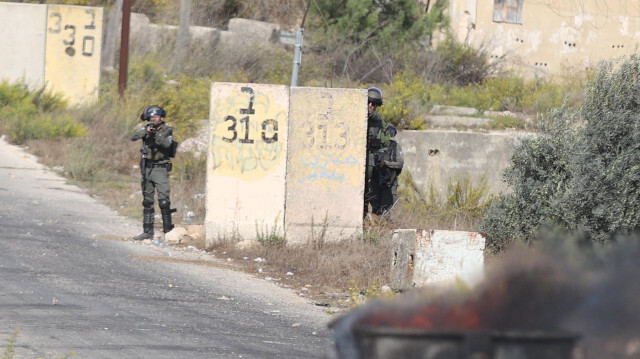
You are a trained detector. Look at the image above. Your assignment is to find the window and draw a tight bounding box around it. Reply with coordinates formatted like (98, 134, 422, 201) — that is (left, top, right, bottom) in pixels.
(494, 0, 524, 24)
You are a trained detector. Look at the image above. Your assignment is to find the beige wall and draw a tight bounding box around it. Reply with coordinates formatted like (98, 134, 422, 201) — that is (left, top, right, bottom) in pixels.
(398, 129, 523, 197)
(205, 83, 289, 245)
(0, 3, 102, 105)
(45, 5, 103, 104)
(448, 0, 640, 77)
(205, 84, 368, 246)
(285, 87, 367, 245)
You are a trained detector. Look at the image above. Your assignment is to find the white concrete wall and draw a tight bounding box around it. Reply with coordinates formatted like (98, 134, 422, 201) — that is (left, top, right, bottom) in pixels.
(0, 3, 47, 88)
(205, 83, 289, 245)
(285, 87, 367, 245)
(391, 229, 486, 289)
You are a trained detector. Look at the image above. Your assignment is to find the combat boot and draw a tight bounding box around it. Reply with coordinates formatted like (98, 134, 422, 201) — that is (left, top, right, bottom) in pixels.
(134, 207, 154, 240)
(159, 199, 176, 234)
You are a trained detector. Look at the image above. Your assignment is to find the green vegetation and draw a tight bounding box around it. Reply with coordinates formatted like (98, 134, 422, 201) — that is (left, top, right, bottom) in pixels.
(255, 215, 286, 245)
(0, 81, 86, 144)
(397, 171, 493, 231)
(481, 55, 640, 253)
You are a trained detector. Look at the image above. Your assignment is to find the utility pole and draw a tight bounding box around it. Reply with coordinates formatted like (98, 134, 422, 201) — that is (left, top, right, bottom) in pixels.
(118, 0, 132, 98)
(290, 1, 311, 87)
(173, 0, 192, 72)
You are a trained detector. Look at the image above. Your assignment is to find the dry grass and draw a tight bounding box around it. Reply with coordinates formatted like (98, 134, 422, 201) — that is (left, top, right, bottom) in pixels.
(208, 233, 393, 310)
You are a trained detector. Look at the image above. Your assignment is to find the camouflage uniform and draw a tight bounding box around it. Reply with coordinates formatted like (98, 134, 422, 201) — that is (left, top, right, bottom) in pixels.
(378, 134, 404, 214)
(131, 107, 175, 240)
(365, 109, 390, 216)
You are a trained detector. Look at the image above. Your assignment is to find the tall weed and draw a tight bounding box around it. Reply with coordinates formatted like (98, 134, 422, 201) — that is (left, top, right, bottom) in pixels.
(396, 171, 493, 231)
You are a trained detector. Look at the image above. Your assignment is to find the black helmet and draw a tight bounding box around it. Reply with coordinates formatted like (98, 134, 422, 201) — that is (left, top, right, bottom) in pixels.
(367, 87, 383, 106)
(140, 105, 166, 121)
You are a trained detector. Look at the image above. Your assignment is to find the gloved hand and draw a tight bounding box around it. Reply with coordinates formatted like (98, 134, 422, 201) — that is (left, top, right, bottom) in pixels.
(378, 159, 386, 168)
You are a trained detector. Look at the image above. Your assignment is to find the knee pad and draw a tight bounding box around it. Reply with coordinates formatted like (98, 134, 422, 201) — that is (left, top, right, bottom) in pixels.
(142, 200, 154, 208)
(158, 199, 171, 209)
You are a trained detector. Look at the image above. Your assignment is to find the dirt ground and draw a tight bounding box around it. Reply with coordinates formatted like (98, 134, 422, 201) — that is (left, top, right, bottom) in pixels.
(168, 234, 358, 315)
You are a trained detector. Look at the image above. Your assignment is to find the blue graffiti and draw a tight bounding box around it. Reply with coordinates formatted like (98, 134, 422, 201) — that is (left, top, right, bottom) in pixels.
(301, 154, 358, 170)
(298, 171, 345, 184)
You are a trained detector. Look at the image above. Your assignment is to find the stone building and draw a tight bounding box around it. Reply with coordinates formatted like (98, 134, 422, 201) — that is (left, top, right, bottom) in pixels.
(437, 0, 640, 77)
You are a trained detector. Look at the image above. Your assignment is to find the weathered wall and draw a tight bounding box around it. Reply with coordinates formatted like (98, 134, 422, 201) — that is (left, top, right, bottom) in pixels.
(397, 130, 527, 196)
(285, 87, 367, 245)
(44, 5, 102, 104)
(205, 84, 368, 247)
(447, 0, 640, 78)
(205, 83, 289, 243)
(0, 3, 47, 89)
(391, 229, 486, 289)
(129, 14, 280, 55)
(0, 2, 102, 105)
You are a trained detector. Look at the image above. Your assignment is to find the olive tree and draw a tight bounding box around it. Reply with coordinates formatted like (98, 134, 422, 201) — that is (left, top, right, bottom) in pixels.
(482, 55, 640, 253)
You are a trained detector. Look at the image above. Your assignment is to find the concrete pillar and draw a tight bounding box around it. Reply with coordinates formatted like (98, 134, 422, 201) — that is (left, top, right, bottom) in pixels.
(44, 5, 103, 104)
(285, 87, 367, 245)
(391, 229, 486, 289)
(0, 3, 47, 89)
(205, 83, 289, 246)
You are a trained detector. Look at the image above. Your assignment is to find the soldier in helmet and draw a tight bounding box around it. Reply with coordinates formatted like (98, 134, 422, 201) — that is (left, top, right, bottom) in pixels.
(364, 87, 392, 217)
(131, 105, 177, 241)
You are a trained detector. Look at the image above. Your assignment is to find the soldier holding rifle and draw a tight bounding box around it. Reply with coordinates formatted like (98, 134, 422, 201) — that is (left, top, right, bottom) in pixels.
(130, 105, 177, 241)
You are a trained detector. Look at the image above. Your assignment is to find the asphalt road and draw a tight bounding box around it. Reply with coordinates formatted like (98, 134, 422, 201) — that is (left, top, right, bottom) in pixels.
(0, 138, 336, 359)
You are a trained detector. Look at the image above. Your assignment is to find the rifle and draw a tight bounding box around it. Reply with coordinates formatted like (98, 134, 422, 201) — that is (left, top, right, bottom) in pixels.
(140, 141, 149, 191)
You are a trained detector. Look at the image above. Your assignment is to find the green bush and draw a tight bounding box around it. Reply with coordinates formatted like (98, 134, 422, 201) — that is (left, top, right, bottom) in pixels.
(434, 35, 491, 86)
(378, 70, 429, 129)
(1, 99, 86, 145)
(0, 81, 82, 144)
(481, 55, 640, 252)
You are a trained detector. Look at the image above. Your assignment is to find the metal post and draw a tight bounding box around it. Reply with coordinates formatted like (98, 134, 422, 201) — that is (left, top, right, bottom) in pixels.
(173, 0, 192, 72)
(290, 0, 311, 87)
(290, 28, 304, 87)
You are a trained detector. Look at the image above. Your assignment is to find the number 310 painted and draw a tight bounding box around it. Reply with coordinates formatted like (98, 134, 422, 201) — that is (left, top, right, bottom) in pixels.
(222, 87, 278, 144)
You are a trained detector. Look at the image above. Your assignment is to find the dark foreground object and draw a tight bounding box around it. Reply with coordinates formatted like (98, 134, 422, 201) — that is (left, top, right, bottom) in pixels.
(349, 325, 578, 359)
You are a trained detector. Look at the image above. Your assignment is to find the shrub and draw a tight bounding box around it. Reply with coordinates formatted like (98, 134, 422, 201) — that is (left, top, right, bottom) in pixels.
(481, 55, 640, 252)
(377, 70, 428, 130)
(0, 98, 86, 145)
(433, 35, 492, 86)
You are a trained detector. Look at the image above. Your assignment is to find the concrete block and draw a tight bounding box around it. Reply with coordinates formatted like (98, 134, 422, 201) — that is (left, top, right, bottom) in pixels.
(391, 229, 486, 289)
(44, 5, 103, 104)
(205, 83, 289, 246)
(483, 110, 518, 118)
(429, 105, 478, 116)
(285, 87, 367, 244)
(398, 130, 527, 196)
(426, 115, 490, 128)
(0, 3, 47, 89)
(226, 18, 279, 42)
